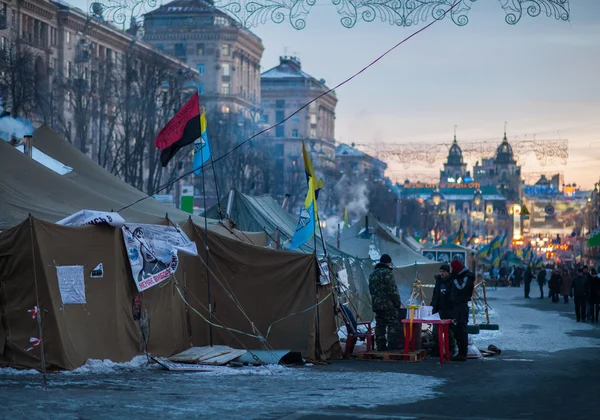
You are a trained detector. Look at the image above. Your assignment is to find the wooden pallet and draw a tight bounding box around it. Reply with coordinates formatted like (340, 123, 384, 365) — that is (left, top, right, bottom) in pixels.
(357, 349, 426, 362)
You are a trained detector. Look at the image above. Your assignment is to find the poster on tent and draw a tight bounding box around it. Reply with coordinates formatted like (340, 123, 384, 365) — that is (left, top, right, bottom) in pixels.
(122, 224, 198, 292)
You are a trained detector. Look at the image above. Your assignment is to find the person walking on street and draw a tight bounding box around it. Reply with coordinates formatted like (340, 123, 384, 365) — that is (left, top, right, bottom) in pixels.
(369, 254, 402, 351)
(449, 259, 475, 362)
(537, 268, 546, 299)
(561, 269, 571, 304)
(430, 263, 456, 356)
(549, 269, 562, 303)
(571, 267, 589, 322)
(524, 266, 533, 298)
(588, 268, 600, 323)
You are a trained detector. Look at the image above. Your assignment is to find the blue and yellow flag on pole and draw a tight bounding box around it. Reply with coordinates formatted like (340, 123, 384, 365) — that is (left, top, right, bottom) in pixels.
(302, 141, 325, 200)
(193, 108, 211, 175)
(454, 222, 465, 245)
(289, 177, 318, 250)
(343, 206, 349, 230)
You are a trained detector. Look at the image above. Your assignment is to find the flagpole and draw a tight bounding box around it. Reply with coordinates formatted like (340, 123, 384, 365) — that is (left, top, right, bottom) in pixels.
(197, 103, 213, 347)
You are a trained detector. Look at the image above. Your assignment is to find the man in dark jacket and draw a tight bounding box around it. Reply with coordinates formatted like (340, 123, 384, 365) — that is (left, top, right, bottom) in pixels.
(571, 268, 589, 322)
(369, 254, 402, 351)
(537, 268, 546, 299)
(449, 259, 475, 362)
(524, 267, 533, 299)
(430, 263, 456, 356)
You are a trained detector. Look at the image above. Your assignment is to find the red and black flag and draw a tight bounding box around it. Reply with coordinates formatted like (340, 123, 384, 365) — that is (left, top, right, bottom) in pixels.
(155, 92, 201, 167)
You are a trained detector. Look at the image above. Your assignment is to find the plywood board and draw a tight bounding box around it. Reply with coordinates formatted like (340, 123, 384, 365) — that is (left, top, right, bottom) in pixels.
(169, 346, 232, 363)
(200, 349, 247, 366)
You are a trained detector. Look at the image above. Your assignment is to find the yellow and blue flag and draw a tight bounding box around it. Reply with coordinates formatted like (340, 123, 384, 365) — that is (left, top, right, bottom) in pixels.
(477, 244, 490, 258)
(302, 141, 325, 200)
(290, 177, 318, 250)
(193, 108, 211, 175)
(454, 222, 465, 245)
(343, 206, 349, 230)
(491, 248, 501, 267)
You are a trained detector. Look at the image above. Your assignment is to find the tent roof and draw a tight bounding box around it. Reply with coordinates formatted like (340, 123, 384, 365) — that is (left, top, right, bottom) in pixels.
(340, 213, 437, 268)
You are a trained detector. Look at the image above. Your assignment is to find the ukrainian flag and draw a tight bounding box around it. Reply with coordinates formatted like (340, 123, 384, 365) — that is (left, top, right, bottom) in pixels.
(454, 222, 465, 245)
(477, 244, 490, 258)
(193, 108, 211, 175)
(302, 141, 325, 199)
(343, 206, 349, 230)
(490, 236, 501, 250)
(491, 248, 501, 267)
(535, 257, 544, 269)
(289, 177, 318, 250)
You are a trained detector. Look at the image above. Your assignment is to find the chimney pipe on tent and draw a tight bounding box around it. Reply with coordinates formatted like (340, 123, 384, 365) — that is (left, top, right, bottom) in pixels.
(226, 190, 235, 219)
(23, 135, 33, 157)
(281, 193, 290, 209)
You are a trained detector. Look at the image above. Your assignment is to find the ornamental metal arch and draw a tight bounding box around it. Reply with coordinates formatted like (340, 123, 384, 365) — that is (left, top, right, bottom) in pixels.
(90, 0, 570, 30)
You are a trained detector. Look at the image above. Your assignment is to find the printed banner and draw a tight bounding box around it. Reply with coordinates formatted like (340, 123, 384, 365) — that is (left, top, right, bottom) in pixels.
(56, 210, 125, 228)
(122, 224, 198, 292)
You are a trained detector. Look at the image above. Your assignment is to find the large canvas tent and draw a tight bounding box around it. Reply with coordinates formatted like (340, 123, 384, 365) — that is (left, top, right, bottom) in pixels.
(0, 217, 339, 370)
(205, 190, 375, 321)
(0, 131, 265, 244)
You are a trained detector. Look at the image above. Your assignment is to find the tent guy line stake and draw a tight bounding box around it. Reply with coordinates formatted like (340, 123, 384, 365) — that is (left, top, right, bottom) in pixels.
(28, 215, 47, 387)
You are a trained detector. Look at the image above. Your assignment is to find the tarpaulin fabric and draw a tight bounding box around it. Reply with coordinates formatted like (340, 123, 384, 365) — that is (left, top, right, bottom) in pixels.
(180, 220, 340, 360)
(0, 218, 340, 370)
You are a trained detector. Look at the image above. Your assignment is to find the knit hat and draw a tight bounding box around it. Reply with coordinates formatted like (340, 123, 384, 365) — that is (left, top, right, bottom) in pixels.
(439, 263, 450, 273)
(380, 254, 392, 264)
(450, 259, 464, 273)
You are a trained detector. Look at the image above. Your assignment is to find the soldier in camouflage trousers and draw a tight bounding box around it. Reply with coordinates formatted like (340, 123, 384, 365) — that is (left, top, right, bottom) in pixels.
(369, 254, 402, 351)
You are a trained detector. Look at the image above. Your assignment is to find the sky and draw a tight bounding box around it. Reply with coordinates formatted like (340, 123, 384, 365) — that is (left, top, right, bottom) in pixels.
(74, 0, 600, 188)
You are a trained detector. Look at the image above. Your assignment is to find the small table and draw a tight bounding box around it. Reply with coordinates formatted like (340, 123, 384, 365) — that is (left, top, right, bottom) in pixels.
(401, 319, 453, 364)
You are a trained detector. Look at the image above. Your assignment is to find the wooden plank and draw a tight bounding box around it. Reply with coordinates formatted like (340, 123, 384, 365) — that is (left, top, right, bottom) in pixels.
(153, 357, 227, 372)
(200, 349, 247, 366)
(357, 350, 426, 363)
(169, 346, 232, 363)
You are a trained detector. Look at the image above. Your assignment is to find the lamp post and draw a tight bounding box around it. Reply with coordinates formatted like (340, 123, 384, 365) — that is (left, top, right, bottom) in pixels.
(431, 188, 443, 243)
(473, 188, 482, 240)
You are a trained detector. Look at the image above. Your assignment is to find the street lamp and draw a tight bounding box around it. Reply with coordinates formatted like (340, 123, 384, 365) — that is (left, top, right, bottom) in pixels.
(432, 188, 442, 206)
(473, 189, 482, 207)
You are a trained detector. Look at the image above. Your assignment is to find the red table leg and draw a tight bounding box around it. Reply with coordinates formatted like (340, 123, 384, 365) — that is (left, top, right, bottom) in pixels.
(444, 324, 451, 361)
(437, 325, 444, 364)
(403, 324, 409, 354)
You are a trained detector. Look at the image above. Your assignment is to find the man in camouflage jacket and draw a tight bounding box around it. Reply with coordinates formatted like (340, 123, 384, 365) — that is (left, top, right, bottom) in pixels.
(369, 254, 402, 351)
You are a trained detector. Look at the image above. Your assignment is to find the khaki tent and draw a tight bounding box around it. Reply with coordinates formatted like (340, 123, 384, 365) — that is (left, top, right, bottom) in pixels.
(0, 134, 265, 245)
(0, 218, 339, 370)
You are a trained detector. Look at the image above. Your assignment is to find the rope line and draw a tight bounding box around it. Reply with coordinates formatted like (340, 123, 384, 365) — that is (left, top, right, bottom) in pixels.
(116, 0, 461, 213)
(265, 292, 333, 339)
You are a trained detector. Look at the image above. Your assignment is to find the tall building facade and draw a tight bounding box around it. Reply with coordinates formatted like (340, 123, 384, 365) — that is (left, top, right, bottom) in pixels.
(143, 0, 264, 118)
(260, 56, 337, 198)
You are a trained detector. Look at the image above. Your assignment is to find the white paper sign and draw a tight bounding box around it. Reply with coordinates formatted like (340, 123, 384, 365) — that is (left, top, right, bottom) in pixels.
(56, 265, 86, 304)
(337, 269, 349, 288)
(319, 261, 331, 285)
(122, 224, 198, 292)
(57, 210, 125, 228)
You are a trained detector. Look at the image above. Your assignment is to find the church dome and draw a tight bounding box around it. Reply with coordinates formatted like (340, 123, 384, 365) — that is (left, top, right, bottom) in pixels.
(495, 133, 515, 164)
(446, 137, 463, 165)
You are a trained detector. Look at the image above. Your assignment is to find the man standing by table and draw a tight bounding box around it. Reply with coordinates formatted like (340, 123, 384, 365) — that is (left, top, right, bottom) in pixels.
(430, 263, 456, 357)
(449, 259, 475, 362)
(369, 254, 402, 351)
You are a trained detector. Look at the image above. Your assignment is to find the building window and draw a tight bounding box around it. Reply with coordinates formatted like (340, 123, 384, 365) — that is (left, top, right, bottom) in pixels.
(67, 91, 72, 109)
(221, 43, 230, 56)
(214, 16, 228, 26)
(222, 63, 230, 76)
(196, 63, 204, 75)
(276, 99, 285, 109)
(1, 37, 6, 50)
(221, 83, 230, 94)
(310, 114, 317, 125)
(197, 83, 205, 94)
(157, 44, 165, 50)
(261, 100, 269, 109)
(174, 43, 186, 57)
(67, 61, 72, 79)
(275, 110, 285, 123)
(261, 114, 269, 123)
(292, 129, 299, 138)
(67, 121, 72, 137)
(292, 114, 299, 123)
(196, 43, 204, 55)
(310, 128, 316, 138)
(66, 31, 71, 44)
(275, 125, 285, 138)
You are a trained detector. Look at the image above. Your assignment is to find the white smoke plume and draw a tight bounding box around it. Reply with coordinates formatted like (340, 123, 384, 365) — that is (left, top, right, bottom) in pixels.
(0, 98, 34, 142)
(320, 175, 370, 239)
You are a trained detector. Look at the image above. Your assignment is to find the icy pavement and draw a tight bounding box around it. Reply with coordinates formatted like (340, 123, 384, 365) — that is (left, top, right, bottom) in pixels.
(471, 287, 600, 353)
(0, 358, 444, 419)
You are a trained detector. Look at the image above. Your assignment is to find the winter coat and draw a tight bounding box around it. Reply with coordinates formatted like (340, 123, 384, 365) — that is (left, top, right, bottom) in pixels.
(450, 268, 475, 304)
(524, 269, 534, 284)
(571, 274, 589, 298)
(430, 274, 454, 318)
(536, 270, 546, 286)
(561, 273, 571, 296)
(549, 273, 562, 293)
(369, 263, 402, 313)
(588, 276, 600, 304)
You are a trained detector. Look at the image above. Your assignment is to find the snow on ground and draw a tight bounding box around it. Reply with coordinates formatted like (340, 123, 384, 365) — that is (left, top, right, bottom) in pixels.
(471, 287, 600, 353)
(0, 365, 444, 419)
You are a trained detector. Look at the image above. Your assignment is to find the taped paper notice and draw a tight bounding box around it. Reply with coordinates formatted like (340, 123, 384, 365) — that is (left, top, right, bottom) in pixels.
(56, 265, 86, 304)
(90, 263, 104, 278)
(319, 261, 331, 285)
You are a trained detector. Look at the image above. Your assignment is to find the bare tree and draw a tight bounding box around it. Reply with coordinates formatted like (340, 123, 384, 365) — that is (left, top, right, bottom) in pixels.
(0, 39, 38, 118)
